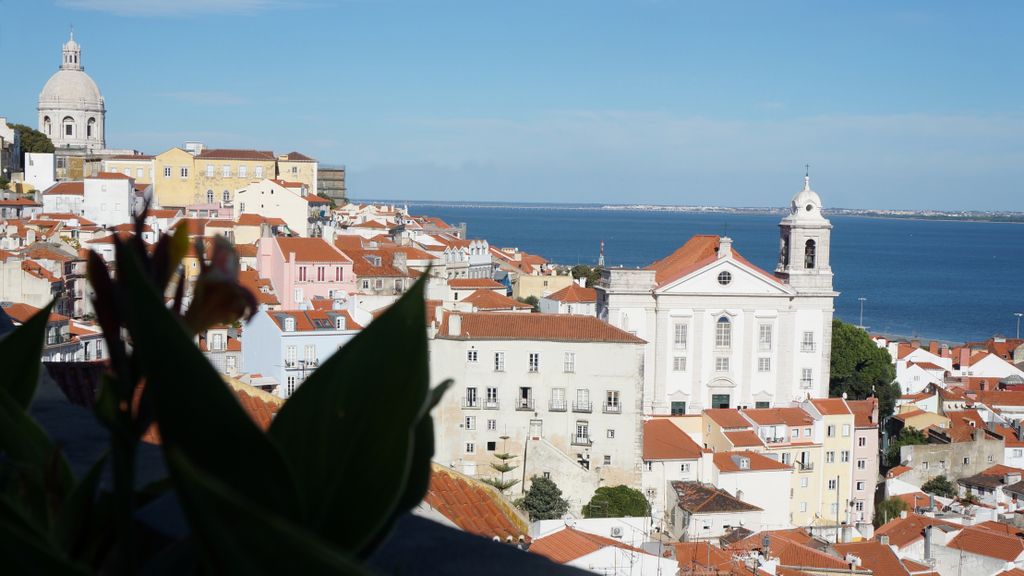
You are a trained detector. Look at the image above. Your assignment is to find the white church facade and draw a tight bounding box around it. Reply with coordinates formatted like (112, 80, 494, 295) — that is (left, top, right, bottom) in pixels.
(596, 176, 837, 414)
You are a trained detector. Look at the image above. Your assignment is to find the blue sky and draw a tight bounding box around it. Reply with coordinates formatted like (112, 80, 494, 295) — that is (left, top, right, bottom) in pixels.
(1, 0, 1021, 210)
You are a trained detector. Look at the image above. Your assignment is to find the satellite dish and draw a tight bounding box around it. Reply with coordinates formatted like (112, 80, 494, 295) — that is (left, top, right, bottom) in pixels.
(563, 514, 576, 528)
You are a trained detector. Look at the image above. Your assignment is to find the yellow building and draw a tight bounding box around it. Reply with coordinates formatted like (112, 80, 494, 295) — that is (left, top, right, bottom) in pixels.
(276, 152, 318, 193)
(153, 147, 197, 208)
(193, 149, 277, 206)
(892, 405, 950, 432)
(806, 399, 857, 528)
(102, 155, 154, 184)
(513, 273, 574, 300)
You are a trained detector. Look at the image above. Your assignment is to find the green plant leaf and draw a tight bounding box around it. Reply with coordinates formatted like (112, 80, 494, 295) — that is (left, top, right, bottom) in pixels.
(113, 241, 303, 522)
(394, 380, 452, 515)
(52, 452, 107, 561)
(0, 387, 73, 527)
(0, 514, 89, 576)
(0, 301, 54, 409)
(269, 276, 432, 553)
(165, 448, 368, 576)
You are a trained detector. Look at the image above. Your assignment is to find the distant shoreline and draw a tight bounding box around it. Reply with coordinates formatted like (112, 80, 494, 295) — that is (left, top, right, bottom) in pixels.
(356, 198, 1024, 224)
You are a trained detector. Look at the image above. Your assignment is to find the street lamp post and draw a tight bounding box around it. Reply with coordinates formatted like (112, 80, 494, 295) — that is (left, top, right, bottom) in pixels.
(858, 297, 867, 329)
(1015, 313, 1023, 340)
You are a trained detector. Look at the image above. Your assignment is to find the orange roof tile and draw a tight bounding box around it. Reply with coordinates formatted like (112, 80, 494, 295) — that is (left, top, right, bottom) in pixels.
(196, 148, 275, 160)
(810, 398, 851, 415)
(646, 235, 720, 287)
(948, 527, 1024, 561)
(833, 541, 912, 576)
(705, 409, 752, 429)
(643, 419, 703, 460)
(43, 182, 84, 196)
(424, 465, 529, 542)
(742, 407, 814, 427)
(886, 465, 912, 479)
(92, 172, 132, 180)
(460, 289, 533, 311)
(448, 278, 503, 289)
(544, 283, 597, 303)
(530, 527, 646, 564)
(436, 312, 644, 344)
(873, 512, 962, 549)
(724, 430, 765, 448)
(714, 451, 791, 473)
(847, 398, 879, 428)
(275, 237, 351, 263)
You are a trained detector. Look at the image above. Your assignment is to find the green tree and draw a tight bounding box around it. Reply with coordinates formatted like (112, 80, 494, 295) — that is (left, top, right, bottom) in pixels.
(874, 497, 908, 527)
(11, 123, 55, 156)
(921, 475, 957, 499)
(582, 485, 649, 518)
(830, 319, 899, 419)
(519, 476, 569, 521)
(570, 264, 603, 287)
(517, 295, 539, 312)
(885, 427, 928, 467)
(0, 176, 9, 190)
(479, 435, 520, 495)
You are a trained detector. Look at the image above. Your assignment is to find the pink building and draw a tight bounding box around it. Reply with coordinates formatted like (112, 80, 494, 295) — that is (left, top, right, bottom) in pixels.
(257, 237, 355, 308)
(848, 398, 880, 526)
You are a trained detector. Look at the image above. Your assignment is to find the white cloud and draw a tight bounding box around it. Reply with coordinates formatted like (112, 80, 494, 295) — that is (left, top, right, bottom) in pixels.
(57, 0, 288, 17)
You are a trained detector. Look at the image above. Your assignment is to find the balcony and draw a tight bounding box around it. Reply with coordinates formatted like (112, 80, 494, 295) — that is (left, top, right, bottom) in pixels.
(603, 403, 621, 414)
(572, 401, 593, 413)
(516, 398, 535, 411)
(483, 400, 500, 410)
(549, 399, 567, 412)
(572, 436, 593, 447)
(796, 460, 814, 472)
(462, 397, 480, 410)
(801, 343, 816, 353)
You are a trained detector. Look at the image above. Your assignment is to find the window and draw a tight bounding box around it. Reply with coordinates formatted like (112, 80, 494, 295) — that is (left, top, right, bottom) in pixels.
(671, 401, 687, 416)
(487, 419, 496, 431)
(829, 503, 838, 516)
(136, 168, 144, 178)
(222, 165, 231, 177)
(286, 376, 296, 396)
(988, 455, 994, 463)
(963, 457, 970, 465)
(825, 451, 836, 463)
(494, 352, 505, 372)
(717, 270, 732, 285)
(711, 394, 730, 409)
(673, 356, 687, 371)
(605, 390, 620, 411)
(164, 167, 172, 178)
(335, 267, 343, 281)
(681, 463, 691, 473)
(486, 441, 496, 451)
(206, 189, 214, 203)
(842, 424, 851, 437)
(826, 424, 835, 437)
(800, 501, 807, 512)
(298, 266, 308, 282)
(758, 358, 770, 372)
(1015, 449, 1023, 458)
(465, 416, 476, 430)
(465, 443, 475, 454)
(317, 267, 325, 282)
(800, 477, 808, 488)
(782, 452, 791, 464)
(467, 350, 478, 363)
(801, 331, 815, 352)
(575, 420, 589, 441)
(791, 429, 799, 438)
(858, 437, 867, 447)
(841, 450, 850, 463)
(645, 461, 653, 472)
(715, 357, 730, 372)
(563, 352, 575, 373)
(180, 167, 189, 178)
(603, 455, 612, 466)
(801, 369, 813, 389)
(374, 279, 384, 290)
(239, 165, 248, 178)
(304, 345, 316, 364)
(605, 429, 616, 440)
(759, 324, 773, 351)
(856, 481, 865, 491)
(551, 388, 566, 411)
(226, 356, 236, 371)
(486, 387, 498, 406)
(223, 190, 231, 203)
(255, 166, 264, 178)
(124, 168, 132, 176)
(646, 488, 656, 499)
(673, 323, 688, 348)
(804, 239, 816, 269)
(528, 353, 540, 373)
(286, 346, 297, 366)
(464, 387, 477, 408)
(755, 401, 770, 409)
(855, 500, 864, 512)
(715, 316, 731, 348)
(857, 459, 866, 470)
(206, 165, 215, 177)
(828, 479, 837, 490)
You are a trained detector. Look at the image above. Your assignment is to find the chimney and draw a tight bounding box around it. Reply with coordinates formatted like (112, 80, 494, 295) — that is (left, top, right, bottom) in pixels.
(1006, 472, 1022, 485)
(900, 510, 908, 519)
(929, 341, 940, 355)
(448, 314, 462, 337)
(959, 348, 971, 368)
(879, 535, 889, 546)
(392, 251, 407, 273)
(923, 525, 932, 561)
(718, 237, 733, 259)
(929, 494, 935, 511)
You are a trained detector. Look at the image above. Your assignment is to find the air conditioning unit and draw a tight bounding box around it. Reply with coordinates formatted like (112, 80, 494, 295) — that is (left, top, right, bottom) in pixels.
(610, 527, 623, 538)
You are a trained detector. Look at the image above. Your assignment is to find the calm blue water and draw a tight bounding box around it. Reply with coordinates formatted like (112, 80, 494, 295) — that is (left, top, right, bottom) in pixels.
(401, 203, 1024, 343)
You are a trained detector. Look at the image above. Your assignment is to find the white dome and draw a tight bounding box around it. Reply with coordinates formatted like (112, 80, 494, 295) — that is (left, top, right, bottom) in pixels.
(39, 69, 104, 110)
(787, 176, 825, 220)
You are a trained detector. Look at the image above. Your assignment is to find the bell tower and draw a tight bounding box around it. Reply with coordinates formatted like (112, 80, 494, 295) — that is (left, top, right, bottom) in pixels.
(62, 30, 82, 71)
(775, 172, 833, 294)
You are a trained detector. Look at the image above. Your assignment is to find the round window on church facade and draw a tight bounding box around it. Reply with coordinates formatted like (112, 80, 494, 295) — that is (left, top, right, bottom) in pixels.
(717, 271, 732, 286)
(806, 204, 814, 212)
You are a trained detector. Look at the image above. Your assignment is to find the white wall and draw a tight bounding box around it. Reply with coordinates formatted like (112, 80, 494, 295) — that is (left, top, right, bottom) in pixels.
(25, 153, 55, 191)
(84, 177, 134, 226)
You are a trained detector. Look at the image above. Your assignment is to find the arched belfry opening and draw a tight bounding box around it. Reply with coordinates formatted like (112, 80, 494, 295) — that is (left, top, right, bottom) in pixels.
(804, 239, 816, 269)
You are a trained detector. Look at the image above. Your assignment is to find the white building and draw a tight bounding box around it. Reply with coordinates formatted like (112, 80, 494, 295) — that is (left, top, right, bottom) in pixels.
(640, 418, 708, 528)
(83, 173, 135, 227)
(41, 181, 84, 215)
(710, 451, 793, 532)
(539, 281, 598, 316)
(597, 176, 837, 414)
(24, 153, 56, 192)
(234, 179, 311, 237)
(38, 32, 105, 150)
(431, 311, 646, 511)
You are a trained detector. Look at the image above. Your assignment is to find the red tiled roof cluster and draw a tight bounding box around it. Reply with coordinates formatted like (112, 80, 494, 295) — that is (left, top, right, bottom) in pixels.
(544, 283, 596, 303)
(643, 419, 703, 460)
(460, 289, 533, 311)
(424, 465, 529, 542)
(276, 237, 351, 263)
(436, 312, 645, 344)
(530, 527, 644, 564)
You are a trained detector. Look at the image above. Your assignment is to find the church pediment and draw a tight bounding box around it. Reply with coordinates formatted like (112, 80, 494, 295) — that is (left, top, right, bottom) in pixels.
(655, 258, 796, 297)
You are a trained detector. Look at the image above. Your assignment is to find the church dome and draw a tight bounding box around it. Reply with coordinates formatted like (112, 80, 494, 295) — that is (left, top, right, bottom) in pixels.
(789, 175, 824, 219)
(39, 69, 104, 109)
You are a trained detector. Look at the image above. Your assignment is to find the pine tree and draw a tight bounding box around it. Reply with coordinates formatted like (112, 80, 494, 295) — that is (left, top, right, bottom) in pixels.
(520, 476, 569, 521)
(480, 435, 520, 495)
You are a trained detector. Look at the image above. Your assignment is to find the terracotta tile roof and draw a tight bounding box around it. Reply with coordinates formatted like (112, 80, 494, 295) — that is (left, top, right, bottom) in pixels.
(21, 243, 74, 262)
(171, 218, 209, 236)
(448, 278, 503, 289)
(236, 213, 270, 226)
(948, 526, 1024, 561)
(107, 154, 154, 160)
(544, 283, 596, 303)
(973, 390, 1024, 407)
(810, 398, 851, 415)
(110, 223, 153, 233)
(672, 481, 761, 513)
(873, 512, 962, 548)
(729, 528, 818, 551)
(423, 465, 529, 542)
(741, 407, 814, 426)
(891, 408, 926, 421)
(3, 302, 69, 323)
(833, 541, 911, 576)
(847, 398, 879, 428)
(730, 530, 845, 570)
(893, 491, 933, 511)
(147, 209, 182, 219)
(705, 409, 752, 429)
(38, 212, 96, 225)
(714, 451, 791, 473)
(886, 465, 912, 479)
(281, 151, 316, 162)
(43, 182, 85, 196)
(436, 312, 645, 344)
(267, 309, 363, 332)
(674, 542, 745, 573)
(235, 243, 258, 257)
(974, 520, 1024, 537)
(994, 569, 1024, 576)
(21, 260, 59, 282)
(909, 361, 945, 371)
(0, 197, 42, 207)
(205, 219, 235, 228)
(460, 289, 533, 311)
(646, 235, 720, 287)
(724, 430, 765, 448)
(643, 419, 703, 460)
(275, 237, 351, 263)
(91, 172, 132, 180)
(529, 526, 644, 564)
(900, 392, 933, 401)
(196, 148, 275, 160)
(304, 194, 330, 205)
